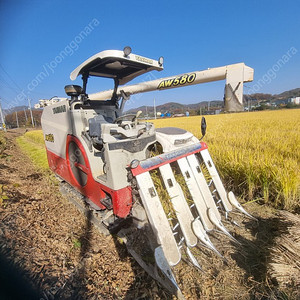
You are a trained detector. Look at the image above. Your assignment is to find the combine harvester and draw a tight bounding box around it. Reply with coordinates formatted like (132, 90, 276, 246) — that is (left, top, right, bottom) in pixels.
(38, 47, 255, 298)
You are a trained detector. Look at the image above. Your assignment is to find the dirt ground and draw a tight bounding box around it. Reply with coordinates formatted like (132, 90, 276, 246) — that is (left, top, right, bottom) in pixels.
(0, 129, 299, 300)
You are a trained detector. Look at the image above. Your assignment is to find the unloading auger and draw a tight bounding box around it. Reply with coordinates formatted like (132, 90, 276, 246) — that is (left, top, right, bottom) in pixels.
(39, 47, 255, 298)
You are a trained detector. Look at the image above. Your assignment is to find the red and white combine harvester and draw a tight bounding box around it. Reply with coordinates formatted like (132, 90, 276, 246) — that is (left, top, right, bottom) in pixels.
(38, 47, 255, 298)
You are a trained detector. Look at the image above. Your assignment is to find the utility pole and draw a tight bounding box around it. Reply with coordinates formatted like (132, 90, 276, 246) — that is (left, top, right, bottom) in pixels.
(24, 108, 28, 122)
(154, 98, 156, 120)
(28, 98, 34, 128)
(0, 99, 7, 132)
(16, 111, 19, 128)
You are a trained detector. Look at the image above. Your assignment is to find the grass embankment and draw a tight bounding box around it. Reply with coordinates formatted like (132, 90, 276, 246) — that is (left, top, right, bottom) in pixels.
(16, 130, 49, 171)
(0, 132, 8, 205)
(0, 131, 6, 155)
(152, 109, 300, 211)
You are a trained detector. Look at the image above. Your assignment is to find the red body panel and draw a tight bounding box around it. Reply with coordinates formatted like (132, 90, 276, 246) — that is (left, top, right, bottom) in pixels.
(46, 135, 132, 218)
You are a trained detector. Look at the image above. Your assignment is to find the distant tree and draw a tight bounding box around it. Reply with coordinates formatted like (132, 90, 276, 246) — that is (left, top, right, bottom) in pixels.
(255, 103, 270, 111)
(189, 109, 197, 116)
(286, 102, 297, 109)
(4, 110, 42, 128)
(245, 93, 272, 101)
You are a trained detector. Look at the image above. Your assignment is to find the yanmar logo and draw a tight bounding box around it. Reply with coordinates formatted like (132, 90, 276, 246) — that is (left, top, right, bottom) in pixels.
(158, 73, 196, 89)
(135, 55, 153, 65)
(52, 105, 66, 114)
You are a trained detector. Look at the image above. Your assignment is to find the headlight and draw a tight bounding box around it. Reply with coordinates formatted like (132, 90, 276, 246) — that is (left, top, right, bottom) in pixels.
(130, 159, 140, 169)
(123, 46, 132, 57)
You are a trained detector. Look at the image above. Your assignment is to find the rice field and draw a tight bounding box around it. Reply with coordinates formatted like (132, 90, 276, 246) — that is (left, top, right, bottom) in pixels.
(152, 109, 300, 211)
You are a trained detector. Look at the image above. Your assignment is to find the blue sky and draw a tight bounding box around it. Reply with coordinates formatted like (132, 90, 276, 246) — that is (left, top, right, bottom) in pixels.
(0, 0, 299, 110)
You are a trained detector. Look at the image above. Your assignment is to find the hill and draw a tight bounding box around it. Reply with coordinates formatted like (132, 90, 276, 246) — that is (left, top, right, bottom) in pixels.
(275, 88, 300, 99)
(126, 100, 223, 116)
(127, 88, 300, 115)
(244, 88, 300, 103)
(3, 106, 29, 115)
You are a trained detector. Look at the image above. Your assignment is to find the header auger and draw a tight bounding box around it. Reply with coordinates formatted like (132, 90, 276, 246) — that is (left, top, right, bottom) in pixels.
(39, 47, 255, 298)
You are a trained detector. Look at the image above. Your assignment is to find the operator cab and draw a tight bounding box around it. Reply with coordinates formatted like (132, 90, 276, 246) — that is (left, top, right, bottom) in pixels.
(64, 47, 163, 149)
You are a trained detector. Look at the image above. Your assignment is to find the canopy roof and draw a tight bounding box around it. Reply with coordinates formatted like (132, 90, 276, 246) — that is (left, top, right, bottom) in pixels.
(70, 50, 163, 85)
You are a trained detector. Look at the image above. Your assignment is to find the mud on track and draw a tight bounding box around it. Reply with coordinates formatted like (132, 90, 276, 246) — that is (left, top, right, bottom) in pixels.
(0, 129, 299, 300)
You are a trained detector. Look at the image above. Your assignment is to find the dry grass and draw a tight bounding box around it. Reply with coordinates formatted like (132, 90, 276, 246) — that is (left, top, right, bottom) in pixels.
(152, 109, 300, 212)
(268, 211, 300, 290)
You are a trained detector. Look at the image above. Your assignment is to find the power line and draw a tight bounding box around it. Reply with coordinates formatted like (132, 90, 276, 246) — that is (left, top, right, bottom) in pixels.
(0, 75, 21, 95)
(0, 65, 27, 109)
(0, 96, 13, 111)
(0, 64, 23, 92)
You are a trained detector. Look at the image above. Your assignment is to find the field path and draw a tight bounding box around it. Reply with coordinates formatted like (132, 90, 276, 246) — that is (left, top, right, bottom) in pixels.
(0, 130, 163, 300)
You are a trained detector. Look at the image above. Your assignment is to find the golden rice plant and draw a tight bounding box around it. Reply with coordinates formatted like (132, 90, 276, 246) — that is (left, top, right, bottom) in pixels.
(152, 109, 300, 211)
(150, 169, 176, 220)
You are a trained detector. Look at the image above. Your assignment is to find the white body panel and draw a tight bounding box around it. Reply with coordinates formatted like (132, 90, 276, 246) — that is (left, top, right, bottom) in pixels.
(41, 100, 157, 190)
(41, 100, 71, 159)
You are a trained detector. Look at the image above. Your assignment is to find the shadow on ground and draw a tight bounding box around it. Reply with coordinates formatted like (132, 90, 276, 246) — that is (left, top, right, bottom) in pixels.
(0, 249, 42, 300)
(231, 215, 292, 299)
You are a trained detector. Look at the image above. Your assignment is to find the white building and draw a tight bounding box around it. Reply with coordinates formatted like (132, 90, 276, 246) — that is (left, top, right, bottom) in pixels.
(289, 97, 300, 105)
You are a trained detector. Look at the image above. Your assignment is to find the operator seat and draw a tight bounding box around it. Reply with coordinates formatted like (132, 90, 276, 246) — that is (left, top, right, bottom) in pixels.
(89, 115, 112, 140)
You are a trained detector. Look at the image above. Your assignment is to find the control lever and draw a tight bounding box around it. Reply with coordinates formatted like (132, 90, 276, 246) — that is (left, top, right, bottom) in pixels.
(134, 110, 143, 127)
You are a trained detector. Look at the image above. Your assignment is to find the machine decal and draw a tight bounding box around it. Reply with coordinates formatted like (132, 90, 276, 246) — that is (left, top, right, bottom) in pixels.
(135, 55, 153, 65)
(158, 73, 196, 89)
(45, 133, 54, 143)
(52, 104, 66, 114)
